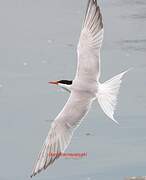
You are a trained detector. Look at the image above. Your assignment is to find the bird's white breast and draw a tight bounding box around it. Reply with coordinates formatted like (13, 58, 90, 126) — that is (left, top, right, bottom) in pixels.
(72, 78, 98, 98)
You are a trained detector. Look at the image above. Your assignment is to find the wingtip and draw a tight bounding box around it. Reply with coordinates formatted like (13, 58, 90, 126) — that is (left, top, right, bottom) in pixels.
(30, 170, 39, 178)
(30, 173, 35, 178)
(30, 172, 38, 178)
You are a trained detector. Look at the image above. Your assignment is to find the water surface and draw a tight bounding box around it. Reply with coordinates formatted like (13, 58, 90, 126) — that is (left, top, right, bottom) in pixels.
(0, 0, 146, 180)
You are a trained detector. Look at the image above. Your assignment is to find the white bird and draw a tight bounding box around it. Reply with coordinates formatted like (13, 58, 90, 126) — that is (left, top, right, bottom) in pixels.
(31, 0, 130, 177)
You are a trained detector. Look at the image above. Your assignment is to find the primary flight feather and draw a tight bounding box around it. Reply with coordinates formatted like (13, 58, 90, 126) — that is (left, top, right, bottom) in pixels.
(31, 0, 129, 177)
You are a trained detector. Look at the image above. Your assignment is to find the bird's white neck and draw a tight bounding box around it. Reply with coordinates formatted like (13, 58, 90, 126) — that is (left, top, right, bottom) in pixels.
(58, 83, 72, 93)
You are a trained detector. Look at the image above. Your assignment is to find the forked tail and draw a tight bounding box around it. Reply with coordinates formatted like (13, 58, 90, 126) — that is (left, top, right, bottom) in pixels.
(97, 69, 131, 125)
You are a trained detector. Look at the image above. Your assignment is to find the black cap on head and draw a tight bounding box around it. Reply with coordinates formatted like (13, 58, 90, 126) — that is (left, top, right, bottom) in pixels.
(58, 80, 72, 85)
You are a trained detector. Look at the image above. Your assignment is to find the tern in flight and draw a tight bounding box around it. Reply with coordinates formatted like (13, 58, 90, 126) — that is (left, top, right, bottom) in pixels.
(31, 0, 130, 177)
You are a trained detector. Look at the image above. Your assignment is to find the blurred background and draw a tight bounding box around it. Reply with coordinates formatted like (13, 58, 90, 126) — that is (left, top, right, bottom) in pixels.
(0, 0, 146, 180)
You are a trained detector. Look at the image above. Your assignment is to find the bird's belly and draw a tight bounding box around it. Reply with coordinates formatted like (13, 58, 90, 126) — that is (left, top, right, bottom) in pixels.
(72, 79, 98, 97)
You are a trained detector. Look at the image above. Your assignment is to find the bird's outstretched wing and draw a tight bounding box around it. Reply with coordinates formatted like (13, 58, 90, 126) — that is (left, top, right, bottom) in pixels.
(76, 0, 104, 82)
(30, 92, 93, 177)
(31, 0, 104, 177)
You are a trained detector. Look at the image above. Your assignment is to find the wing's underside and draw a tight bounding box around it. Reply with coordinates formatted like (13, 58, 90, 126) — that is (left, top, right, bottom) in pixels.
(30, 92, 93, 177)
(31, 0, 104, 177)
(76, 0, 104, 81)
(30, 121, 73, 177)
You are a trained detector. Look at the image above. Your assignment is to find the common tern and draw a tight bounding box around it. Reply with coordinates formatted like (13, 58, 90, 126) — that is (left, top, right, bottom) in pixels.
(31, 0, 130, 177)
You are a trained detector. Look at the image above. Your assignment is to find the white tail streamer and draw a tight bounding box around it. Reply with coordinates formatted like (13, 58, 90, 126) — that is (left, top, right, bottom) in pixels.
(97, 69, 131, 124)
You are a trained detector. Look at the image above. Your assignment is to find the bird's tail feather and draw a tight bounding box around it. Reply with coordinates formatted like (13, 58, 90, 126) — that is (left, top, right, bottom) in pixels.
(96, 69, 131, 125)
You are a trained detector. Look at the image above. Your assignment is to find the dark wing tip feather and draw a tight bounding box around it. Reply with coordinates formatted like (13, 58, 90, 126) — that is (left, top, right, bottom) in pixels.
(83, 0, 103, 31)
(30, 131, 64, 178)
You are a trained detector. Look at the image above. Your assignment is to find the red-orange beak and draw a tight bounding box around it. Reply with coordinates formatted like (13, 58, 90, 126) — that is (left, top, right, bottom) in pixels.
(48, 81, 59, 85)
